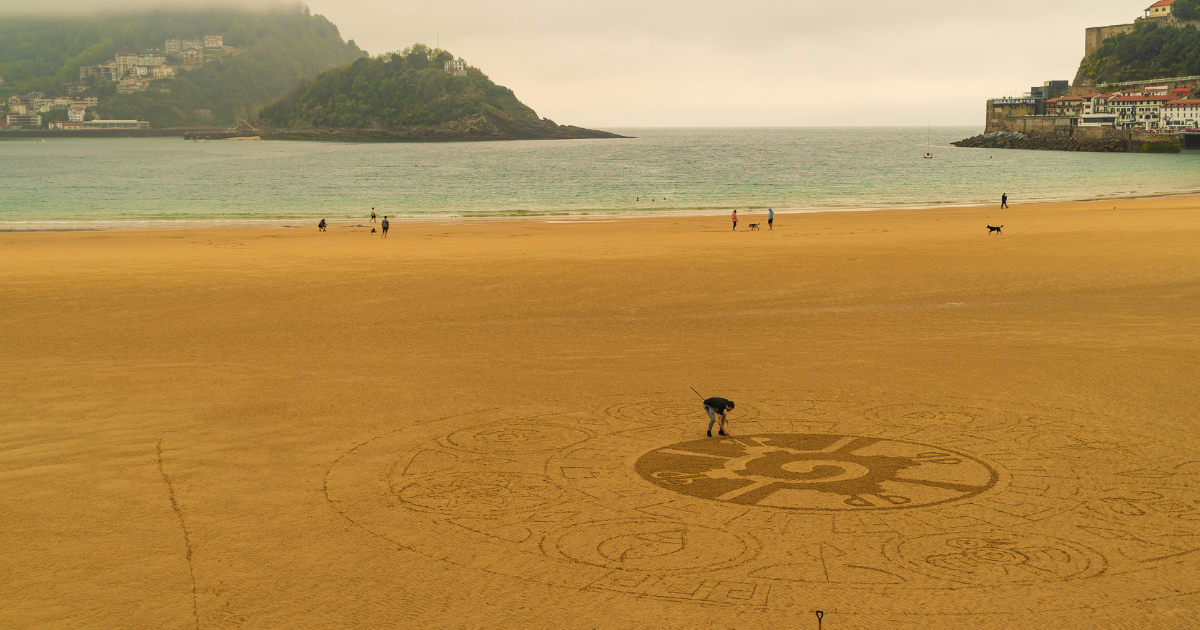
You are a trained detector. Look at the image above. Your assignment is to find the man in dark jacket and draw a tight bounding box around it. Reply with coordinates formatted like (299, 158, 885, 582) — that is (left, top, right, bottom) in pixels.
(703, 397, 735, 437)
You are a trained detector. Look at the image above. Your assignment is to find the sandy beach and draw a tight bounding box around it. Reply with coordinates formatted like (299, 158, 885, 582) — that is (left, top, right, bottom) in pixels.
(2, 198, 1199, 629)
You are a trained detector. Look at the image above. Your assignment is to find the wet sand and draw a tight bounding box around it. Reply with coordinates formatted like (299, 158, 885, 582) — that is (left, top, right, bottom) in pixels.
(2, 198, 1199, 629)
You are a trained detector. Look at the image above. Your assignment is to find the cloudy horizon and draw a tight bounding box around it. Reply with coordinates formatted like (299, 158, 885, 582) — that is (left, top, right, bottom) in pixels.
(0, 0, 1153, 127)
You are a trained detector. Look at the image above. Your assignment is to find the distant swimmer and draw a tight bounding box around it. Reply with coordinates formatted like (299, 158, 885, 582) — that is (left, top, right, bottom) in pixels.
(371, 208, 377, 223)
(702, 397, 735, 437)
(1001, 193, 1009, 209)
(732, 209, 738, 230)
(381, 216, 389, 238)
(768, 208, 774, 230)
(318, 219, 327, 232)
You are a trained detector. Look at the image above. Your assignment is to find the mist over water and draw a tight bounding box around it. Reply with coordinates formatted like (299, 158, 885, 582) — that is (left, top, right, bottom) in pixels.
(2, 128, 1198, 227)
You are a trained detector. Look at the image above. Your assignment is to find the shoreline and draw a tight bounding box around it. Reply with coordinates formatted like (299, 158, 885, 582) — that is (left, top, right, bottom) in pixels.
(4, 189, 1198, 232)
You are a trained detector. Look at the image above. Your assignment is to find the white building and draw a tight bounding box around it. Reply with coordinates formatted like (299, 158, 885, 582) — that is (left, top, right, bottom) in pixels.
(68, 106, 87, 122)
(151, 65, 176, 79)
(1109, 94, 1174, 129)
(74, 96, 99, 108)
(53, 96, 73, 108)
(1163, 99, 1200, 128)
(444, 58, 467, 76)
(204, 35, 223, 49)
(82, 119, 150, 129)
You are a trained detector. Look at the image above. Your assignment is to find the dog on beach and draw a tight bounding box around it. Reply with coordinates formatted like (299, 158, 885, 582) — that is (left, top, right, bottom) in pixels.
(987, 225, 1004, 235)
(748, 223, 761, 231)
(371, 228, 377, 233)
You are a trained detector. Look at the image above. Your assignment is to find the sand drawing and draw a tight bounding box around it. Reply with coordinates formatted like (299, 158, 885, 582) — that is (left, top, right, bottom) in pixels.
(635, 434, 998, 511)
(323, 394, 1200, 619)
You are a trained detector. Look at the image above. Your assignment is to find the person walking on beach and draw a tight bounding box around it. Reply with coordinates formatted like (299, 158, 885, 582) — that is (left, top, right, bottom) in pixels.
(371, 208, 377, 223)
(732, 210, 738, 231)
(381, 216, 389, 238)
(703, 397, 735, 437)
(768, 208, 774, 230)
(1001, 193, 1009, 209)
(318, 219, 327, 232)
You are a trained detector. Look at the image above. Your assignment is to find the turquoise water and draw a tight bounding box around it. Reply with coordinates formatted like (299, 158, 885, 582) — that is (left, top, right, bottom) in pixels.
(1, 127, 1198, 227)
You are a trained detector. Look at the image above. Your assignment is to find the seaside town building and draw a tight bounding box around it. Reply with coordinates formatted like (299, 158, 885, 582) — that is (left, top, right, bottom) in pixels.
(81, 119, 150, 130)
(68, 106, 87, 122)
(204, 35, 224, 49)
(6, 113, 43, 128)
(47, 120, 64, 130)
(1163, 99, 1200, 128)
(1046, 96, 1084, 117)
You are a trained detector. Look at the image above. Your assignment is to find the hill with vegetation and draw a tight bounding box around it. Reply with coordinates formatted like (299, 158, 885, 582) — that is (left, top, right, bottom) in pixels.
(0, 6, 365, 127)
(1076, 19, 1200, 85)
(254, 45, 622, 141)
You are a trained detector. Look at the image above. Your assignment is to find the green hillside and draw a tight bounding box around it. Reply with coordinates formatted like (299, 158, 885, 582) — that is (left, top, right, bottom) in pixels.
(1077, 20, 1200, 84)
(0, 7, 366, 126)
(255, 45, 621, 141)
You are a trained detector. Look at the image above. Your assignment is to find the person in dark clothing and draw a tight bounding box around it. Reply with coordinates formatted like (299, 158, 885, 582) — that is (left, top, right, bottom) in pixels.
(1001, 193, 1009, 209)
(318, 219, 327, 232)
(371, 208, 377, 223)
(703, 397, 735, 437)
(381, 216, 389, 238)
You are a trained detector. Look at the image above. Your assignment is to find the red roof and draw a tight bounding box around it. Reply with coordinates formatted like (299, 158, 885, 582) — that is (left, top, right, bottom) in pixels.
(1164, 99, 1200, 107)
(1109, 95, 1171, 102)
(1148, 0, 1175, 7)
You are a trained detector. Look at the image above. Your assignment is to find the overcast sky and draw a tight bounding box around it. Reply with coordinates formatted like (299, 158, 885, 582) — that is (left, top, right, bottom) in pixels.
(2, 0, 1152, 127)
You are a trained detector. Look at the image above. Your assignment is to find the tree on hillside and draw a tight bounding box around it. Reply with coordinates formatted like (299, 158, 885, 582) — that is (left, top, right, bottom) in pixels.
(1078, 21, 1200, 83)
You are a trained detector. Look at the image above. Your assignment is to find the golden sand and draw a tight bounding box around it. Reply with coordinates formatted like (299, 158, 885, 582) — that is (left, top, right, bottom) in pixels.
(2, 198, 1199, 629)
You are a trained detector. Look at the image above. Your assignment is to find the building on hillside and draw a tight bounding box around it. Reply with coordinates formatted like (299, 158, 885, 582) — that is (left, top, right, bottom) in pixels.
(63, 121, 83, 130)
(130, 66, 149, 77)
(47, 120, 64, 130)
(117, 77, 150, 94)
(73, 97, 99, 108)
(9, 103, 28, 115)
(6, 113, 42, 128)
(444, 58, 467, 76)
(151, 65, 176, 79)
(1163, 99, 1200, 128)
(115, 47, 137, 73)
(80, 61, 121, 82)
(204, 35, 224, 49)
(180, 47, 205, 64)
(1046, 96, 1084, 117)
(166, 39, 203, 54)
(82, 119, 149, 130)
(1146, 0, 1176, 18)
(138, 51, 167, 67)
(53, 96, 73, 108)
(68, 106, 87, 122)
(1031, 80, 1070, 100)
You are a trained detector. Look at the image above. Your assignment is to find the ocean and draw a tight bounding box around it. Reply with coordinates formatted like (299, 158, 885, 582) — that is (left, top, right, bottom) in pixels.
(1, 127, 1198, 229)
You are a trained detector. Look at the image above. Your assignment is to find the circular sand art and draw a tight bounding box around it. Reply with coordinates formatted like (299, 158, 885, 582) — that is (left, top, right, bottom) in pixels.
(325, 397, 1200, 617)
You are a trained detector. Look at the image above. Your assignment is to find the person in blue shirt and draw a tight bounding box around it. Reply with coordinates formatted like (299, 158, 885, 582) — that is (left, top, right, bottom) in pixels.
(768, 208, 774, 230)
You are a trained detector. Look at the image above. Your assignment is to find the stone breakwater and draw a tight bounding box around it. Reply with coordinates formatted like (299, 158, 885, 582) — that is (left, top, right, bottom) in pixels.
(955, 132, 1180, 154)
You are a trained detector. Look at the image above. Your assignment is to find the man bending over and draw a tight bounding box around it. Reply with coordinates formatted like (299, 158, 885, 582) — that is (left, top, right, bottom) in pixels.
(703, 397, 735, 437)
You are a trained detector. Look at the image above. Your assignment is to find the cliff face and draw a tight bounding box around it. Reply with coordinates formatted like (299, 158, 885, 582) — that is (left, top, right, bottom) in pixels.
(256, 47, 623, 141)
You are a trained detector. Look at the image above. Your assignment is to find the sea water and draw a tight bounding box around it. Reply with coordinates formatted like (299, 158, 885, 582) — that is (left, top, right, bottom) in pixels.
(1, 127, 1198, 228)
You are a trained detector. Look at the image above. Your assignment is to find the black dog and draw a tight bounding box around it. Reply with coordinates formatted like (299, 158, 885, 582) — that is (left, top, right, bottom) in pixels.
(987, 225, 1004, 235)
(748, 223, 761, 231)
